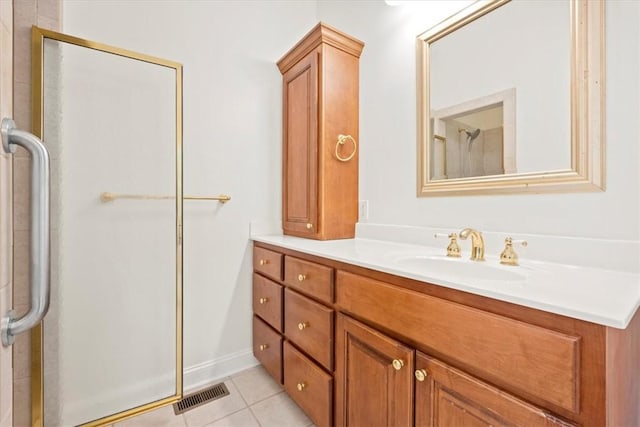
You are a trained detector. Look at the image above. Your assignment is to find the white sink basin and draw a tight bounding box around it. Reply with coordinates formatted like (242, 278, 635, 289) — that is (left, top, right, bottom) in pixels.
(393, 255, 526, 282)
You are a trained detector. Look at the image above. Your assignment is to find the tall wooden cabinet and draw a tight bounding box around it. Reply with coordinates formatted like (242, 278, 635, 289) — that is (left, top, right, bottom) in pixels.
(277, 23, 364, 240)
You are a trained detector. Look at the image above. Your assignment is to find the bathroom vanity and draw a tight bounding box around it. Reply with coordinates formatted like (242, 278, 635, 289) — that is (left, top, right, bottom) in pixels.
(251, 236, 639, 427)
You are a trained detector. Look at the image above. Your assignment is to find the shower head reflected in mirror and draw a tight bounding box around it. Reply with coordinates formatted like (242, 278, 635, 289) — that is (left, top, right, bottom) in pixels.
(459, 128, 480, 142)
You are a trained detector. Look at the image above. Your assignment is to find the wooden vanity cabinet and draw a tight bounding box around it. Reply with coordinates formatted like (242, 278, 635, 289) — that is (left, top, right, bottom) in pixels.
(252, 247, 335, 426)
(277, 23, 364, 240)
(252, 241, 640, 427)
(415, 353, 575, 427)
(335, 314, 414, 426)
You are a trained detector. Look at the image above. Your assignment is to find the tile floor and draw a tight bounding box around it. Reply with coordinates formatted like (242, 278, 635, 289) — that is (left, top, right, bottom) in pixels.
(112, 365, 314, 427)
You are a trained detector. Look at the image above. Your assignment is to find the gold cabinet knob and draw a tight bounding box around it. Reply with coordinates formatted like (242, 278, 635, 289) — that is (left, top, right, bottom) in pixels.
(415, 369, 427, 382)
(392, 359, 404, 370)
(297, 274, 306, 282)
(259, 344, 269, 351)
(296, 382, 306, 391)
(306, 223, 313, 229)
(259, 259, 269, 266)
(259, 297, 269, 304)
(297, 322, 309, 330)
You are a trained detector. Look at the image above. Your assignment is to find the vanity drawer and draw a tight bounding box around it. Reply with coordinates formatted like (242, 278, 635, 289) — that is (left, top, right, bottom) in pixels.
(284, 341, 333, 427)
(336, 271, 580, 413)
(284, 256, 333, 304)
(254, 246, 283, 281)
(253, 316, 283, 384)
(284, 288, 334, 370)
(253, 274, 283, 332)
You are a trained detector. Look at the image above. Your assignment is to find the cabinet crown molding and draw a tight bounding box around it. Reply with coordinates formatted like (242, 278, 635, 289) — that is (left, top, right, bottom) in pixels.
(277, 22, 364, 74)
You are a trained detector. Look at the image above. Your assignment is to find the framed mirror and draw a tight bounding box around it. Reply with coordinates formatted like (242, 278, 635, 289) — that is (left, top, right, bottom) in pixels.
(417, 0, 604, 196)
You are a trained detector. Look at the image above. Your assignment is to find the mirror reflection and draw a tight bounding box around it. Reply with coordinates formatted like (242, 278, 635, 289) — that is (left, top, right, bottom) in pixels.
(428, 0, 570, 181)
(417, 0, 605, 197)
(431, 89, 515, 179)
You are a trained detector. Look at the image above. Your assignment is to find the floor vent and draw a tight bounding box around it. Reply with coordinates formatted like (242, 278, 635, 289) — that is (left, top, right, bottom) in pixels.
(173, 383, 230, 414)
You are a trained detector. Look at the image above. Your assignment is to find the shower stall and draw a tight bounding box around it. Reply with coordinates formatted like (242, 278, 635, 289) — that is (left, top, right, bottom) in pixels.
(4, 27, 184, 426)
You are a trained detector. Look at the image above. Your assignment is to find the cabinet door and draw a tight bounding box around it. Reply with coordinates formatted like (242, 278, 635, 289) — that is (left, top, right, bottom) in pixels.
(415, 352, 575, 427)
(335, 314, 414, 426)
(282, 49, 319, 238)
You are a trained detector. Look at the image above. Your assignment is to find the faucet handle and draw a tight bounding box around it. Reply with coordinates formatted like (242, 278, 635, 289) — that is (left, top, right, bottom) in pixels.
(500, 237, 528, 266)
(434, 233, 461, 258)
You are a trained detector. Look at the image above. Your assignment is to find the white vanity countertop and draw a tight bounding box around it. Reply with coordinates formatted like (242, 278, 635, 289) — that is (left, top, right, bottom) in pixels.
(252, 234, 640, 329)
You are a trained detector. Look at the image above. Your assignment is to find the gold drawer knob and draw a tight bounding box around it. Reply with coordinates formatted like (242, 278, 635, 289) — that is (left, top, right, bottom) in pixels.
(259, 259, 269, 266)
(415, 369, 426, 382)
(297, 274, 306, 282)
(306, 223, 313, 229)
(296, 382, 306, 391)
(297, 322, 309, 331)
(259, 297, 269, 304)
(259, 344, 269, 351)
(392, 359, 404, 371)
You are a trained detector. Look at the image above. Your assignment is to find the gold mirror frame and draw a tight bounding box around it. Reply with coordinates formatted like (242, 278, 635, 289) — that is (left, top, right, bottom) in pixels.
(417, 0, 605, 196)
(31, 26, 183, 426)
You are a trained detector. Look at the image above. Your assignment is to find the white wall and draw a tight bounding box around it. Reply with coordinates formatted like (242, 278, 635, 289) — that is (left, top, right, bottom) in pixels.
(61, 0, 640, 399)
(62, 0, 317, 390)
(317, 0, 640, 241)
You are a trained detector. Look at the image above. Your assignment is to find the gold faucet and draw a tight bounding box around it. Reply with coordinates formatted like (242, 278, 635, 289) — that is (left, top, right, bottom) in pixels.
(500, 237, 528, 266)
(459, 228, 485, 261)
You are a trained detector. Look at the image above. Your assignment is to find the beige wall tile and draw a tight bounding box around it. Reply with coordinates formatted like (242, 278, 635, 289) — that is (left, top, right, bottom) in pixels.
(12, 330, 30, 381)
(0, 155, 11, 288)
(0, 1, 13, 31)
(0, 25, 12, 116)
(36, 0, 60, 22)
(37, 13, 57, 31)
(12, 82, 30, 146)
(0, 2, 12, 426)
(12, 156, 30, 231)
(0, 407, 12, 427)
(12, 230, 28, 308)
(13, 377, 30, 427)
(12, 0, 35, 86)
(0, 286, 12, 425)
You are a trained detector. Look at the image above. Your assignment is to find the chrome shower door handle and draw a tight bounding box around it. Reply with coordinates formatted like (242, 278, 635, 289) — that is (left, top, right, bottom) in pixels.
(1, 118, 51, 346)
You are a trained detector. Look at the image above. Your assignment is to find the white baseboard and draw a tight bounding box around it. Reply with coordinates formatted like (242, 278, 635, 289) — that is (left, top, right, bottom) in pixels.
(183, 348, 260, 393)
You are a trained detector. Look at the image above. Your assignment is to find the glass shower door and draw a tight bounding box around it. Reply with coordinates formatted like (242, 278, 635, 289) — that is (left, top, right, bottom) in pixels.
(36, 28, 183, 426)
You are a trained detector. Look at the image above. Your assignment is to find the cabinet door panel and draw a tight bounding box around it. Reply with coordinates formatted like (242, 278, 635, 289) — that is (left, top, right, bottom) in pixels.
(335, 313, 414, 426)
(415, 352, 575, 427)
(282, 50, 318, 237)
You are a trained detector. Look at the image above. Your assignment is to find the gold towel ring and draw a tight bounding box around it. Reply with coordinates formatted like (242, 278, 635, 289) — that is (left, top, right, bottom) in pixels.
(335, 134, 357, 162)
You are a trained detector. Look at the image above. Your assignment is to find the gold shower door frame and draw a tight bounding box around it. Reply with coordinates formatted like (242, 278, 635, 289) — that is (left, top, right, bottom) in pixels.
(30, 26, 184, 427)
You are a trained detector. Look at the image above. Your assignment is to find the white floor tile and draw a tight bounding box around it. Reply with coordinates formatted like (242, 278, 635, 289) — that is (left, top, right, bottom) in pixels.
(250, 392, 311, 427)
(115, 404, 186, 427)
(204, 409, 258, 427)
(231, 365, 282, 405)
(183, 381, 247, 427)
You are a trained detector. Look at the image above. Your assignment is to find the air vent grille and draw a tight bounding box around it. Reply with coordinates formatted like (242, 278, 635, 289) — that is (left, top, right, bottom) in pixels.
(173, 383, 230, 414)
